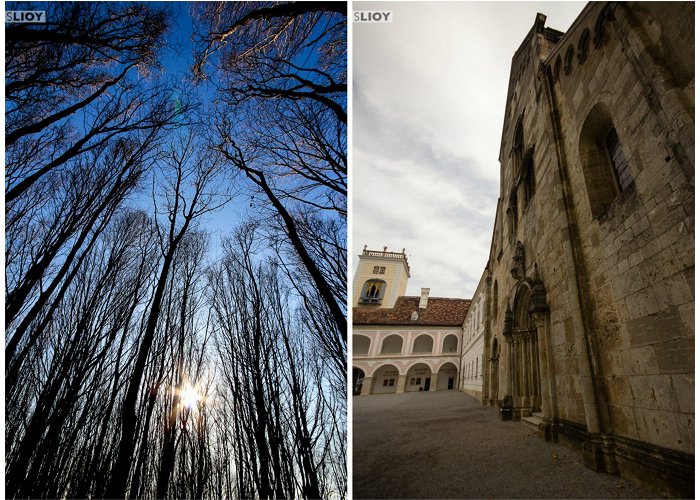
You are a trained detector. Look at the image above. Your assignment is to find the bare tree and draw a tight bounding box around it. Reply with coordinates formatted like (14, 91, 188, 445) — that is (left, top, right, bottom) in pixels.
(193, 1, 346, 123)
(6, 137, 156, 389)
(6, 4, 347, 499)
(208, 223, 346, 499)
(193, 2, 347, 360)
(6, 2, 185, 201)
(5, 210, 159, 499)
(105, 129, 227, 499)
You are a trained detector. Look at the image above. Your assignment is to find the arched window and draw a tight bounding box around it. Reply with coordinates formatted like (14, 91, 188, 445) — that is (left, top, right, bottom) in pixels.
(553, 55, 562, 82)
(605, 129, 632, 191)
(508, 188, 518, 232)
(564, 45, 575, 75)
(380, 335, 403, 354)
(513, 119, 524, 153)
(522, 148, 535, 207)
(353, 335, 371, 355)
(492, 280, 499, 319)
(577, 29, 591, 64)
(412, 335, 433, 353)
(579, 103, 632, 219)
(442, 335, 458, 353)
(509, 117, 525, 232)
(359, 279, 386, 305)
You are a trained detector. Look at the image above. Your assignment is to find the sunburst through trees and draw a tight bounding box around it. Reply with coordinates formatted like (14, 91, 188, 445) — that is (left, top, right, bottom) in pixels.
(5, 2, 347, 499)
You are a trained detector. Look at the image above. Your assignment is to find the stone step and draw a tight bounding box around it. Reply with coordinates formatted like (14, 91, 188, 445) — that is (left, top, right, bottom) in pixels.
(522, 413, 543, 432)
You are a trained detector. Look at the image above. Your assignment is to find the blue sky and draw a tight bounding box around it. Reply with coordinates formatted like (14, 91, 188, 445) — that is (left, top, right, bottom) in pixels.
(111, 2, 245, 254)
(352, 1, 586, 298)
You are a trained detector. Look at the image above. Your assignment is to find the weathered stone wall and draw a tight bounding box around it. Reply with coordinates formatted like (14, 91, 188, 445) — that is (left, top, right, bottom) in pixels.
(549, 2, 694, 457)
(482, 2, 694, 495)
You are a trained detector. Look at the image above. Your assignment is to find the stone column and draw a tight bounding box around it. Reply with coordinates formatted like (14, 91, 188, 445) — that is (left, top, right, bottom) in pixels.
(528, 332, 536, 406)
(396, 374, 407, 394)
(535, 333, 541, 400)
(533, 315, 551, 419)
(489, 357, 497, 404)
(520, 335, 527, 403)
(429, 372, 438, 391)
(503, 302, 514, 398)
(508, 338, 514, 398)
(530, 265, 553, 435)
(361, 376, 373, 396)
(498, 301, 515, 419)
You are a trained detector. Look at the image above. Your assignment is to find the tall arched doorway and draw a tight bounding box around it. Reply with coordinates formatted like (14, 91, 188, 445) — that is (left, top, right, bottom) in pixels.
(437, 362, 458, 390)
(510, 285, 541, 415)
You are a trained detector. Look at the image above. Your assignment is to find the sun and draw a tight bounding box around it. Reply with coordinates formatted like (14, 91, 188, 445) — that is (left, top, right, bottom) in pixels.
(179, 382, 202, 411)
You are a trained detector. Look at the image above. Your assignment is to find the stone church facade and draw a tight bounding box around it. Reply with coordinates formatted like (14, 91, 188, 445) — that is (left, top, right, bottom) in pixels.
(476, 2, 693, 496)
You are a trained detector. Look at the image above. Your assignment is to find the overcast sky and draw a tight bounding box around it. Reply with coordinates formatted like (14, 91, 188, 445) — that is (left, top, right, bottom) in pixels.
(352, 1, 586, 299)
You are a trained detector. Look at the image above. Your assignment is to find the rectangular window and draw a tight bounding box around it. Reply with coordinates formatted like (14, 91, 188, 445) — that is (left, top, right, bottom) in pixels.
(379, 266, 386, 274)
(373, 266, 380, 273)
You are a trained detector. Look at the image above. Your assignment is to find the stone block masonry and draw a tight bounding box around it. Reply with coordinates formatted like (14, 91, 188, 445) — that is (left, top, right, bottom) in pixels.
(473, 2, 694, 497)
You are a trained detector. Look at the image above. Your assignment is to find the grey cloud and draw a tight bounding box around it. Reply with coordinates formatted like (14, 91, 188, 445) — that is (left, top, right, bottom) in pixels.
(353, 2, 586, 298)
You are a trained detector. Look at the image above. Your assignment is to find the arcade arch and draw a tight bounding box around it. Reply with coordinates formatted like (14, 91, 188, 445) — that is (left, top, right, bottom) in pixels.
(405, 363, 432, 392)
(352, 367, 366, 395)
(437, 362, 458, 390)
(372, 364, 399, 394)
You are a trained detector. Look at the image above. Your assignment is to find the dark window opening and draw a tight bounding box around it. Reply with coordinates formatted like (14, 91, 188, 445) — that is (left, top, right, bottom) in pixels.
(579, 103, 633, 219)
(523, 154, 535, 207)
(509, 189, 518, 232)
(605, 129, 632, 192)
(359, 279, 386, 305)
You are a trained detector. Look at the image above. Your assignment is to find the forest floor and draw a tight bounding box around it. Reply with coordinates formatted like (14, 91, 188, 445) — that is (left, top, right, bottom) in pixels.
(353, 391, 659, 499)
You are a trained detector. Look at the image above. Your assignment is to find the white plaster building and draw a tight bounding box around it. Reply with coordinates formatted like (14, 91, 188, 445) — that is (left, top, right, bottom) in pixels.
(351, 245, 410, 310)
(460, 269, 488, 401)
(352, 248, 470, 395)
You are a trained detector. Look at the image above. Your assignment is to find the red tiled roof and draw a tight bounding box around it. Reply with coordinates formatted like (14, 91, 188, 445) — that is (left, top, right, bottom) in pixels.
(353, 296, 471, 327)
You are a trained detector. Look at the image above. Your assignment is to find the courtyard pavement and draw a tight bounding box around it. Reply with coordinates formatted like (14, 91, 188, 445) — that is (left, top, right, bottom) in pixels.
(353, 391, 659, 499)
